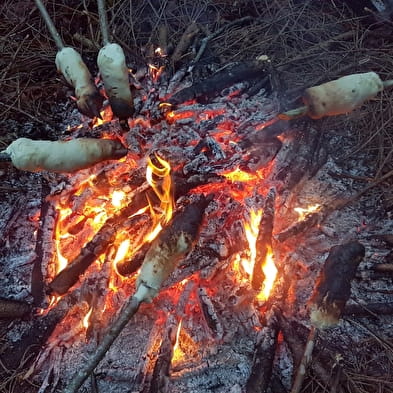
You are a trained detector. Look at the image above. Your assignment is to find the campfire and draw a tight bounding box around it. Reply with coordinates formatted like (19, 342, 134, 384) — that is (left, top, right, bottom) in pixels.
(1, 1, 393, 393)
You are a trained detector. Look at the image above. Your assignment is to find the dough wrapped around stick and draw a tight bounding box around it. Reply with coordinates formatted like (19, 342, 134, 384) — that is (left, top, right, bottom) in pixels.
(97, 43, 134, 121)
(309, 240, 365, 328)
(290, 241, 365, 393)
(3, 137, 127, 173)
(56, 48, 103, 119)
(304, 72, 384, 119)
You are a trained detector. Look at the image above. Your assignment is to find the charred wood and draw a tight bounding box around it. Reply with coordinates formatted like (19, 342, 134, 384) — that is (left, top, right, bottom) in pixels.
(344, 302, 393, 317)
(198, 287, 224, 339)
(149, 316, 178, 393)
(116, 241, 151, 277)
(252, 188, 276, 291)
(275, 210, 322, 243)
(246, 308, 279, 393)
(48, 186, 152, 295)
(0, 290, 79, 371)
(31, 180, 50, 306)
(166, 61, 269, 106)
(278, 315, 335, 388)
(269, 126, 322, 192)
(0, 297, 32, 319)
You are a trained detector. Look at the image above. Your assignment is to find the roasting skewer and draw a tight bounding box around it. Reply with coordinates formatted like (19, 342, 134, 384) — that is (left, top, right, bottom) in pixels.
(34, 0, 103, 119)
(279, 72, 393, 120)
(290, 241, 365, 393)
(63, 196, 211, 393)
(96, 0, 134, 129)
(1, 137, 127, 173)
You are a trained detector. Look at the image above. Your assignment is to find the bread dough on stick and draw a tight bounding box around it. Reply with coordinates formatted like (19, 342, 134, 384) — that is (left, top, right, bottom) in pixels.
(4, 137, 127, 173)
(56, 47, 103, 119)
(97, 43, 134, 120)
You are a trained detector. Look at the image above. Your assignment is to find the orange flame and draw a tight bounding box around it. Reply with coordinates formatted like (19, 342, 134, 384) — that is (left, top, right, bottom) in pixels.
(294, 204, 321, 221)
(145, 154, 174, 242)
(242, 209, 263, 276)
(222, 167, 260, 183)
(171, 320, 183, 364)
(82, 307, 93, 329)
(235, 209, 278, 301)
(256, 246, 277, 302)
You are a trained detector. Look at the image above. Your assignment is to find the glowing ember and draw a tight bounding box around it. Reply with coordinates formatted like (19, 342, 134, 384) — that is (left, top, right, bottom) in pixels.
(221, 167, 260, 183)
(111, 190, 126, 208)
(294, 204, 321, 221)
(256, 246, 277, 302)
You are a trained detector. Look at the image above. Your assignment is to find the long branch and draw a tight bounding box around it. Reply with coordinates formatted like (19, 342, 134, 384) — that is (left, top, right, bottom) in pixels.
(63, 296, 141, 393)
(34, 0, 64, 50)
(97, 0, 110, 45)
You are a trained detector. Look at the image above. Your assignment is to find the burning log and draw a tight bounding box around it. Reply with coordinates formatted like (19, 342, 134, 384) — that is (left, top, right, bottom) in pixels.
(34, 0, 103, 118)
(290, 241, 365, 393)
(245, 308, 280, 393)
(275, 209, 321, 243)
(166, 60, 269, 106)
(0, 297, 32, 319)
(49, 170, 222, 295)
(3, 138, 127, 173)
(63, 195, 211, 393)
(116, 241, 151, 277)
(252, 188, 276, 291)
(49, 202, 150, 295)
(97, 0, 134, 125)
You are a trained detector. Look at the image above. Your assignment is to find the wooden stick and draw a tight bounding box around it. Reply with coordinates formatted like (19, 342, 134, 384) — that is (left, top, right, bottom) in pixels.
(290, 325, 318, 393)
(0, 297, 32, 319)
(97, 0, 110, 45)
(34, 0, 64, 50)
(63, 295, 141, 393)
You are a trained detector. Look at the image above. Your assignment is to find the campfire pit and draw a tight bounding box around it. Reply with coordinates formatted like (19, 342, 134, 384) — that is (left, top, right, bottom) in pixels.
(1, 2, 393, 393)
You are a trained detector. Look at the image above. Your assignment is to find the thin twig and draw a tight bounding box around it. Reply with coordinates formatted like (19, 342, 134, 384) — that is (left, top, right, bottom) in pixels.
(190, 16, 253, 69)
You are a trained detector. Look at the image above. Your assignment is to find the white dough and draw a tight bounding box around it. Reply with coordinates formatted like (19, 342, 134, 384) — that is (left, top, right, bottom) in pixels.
(97, 43, 133, 118)
(56, 47, 96, 101)
(135, 232, 190, 302)
(304, 72, 384, 119)
(4, 137, 124, 173)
